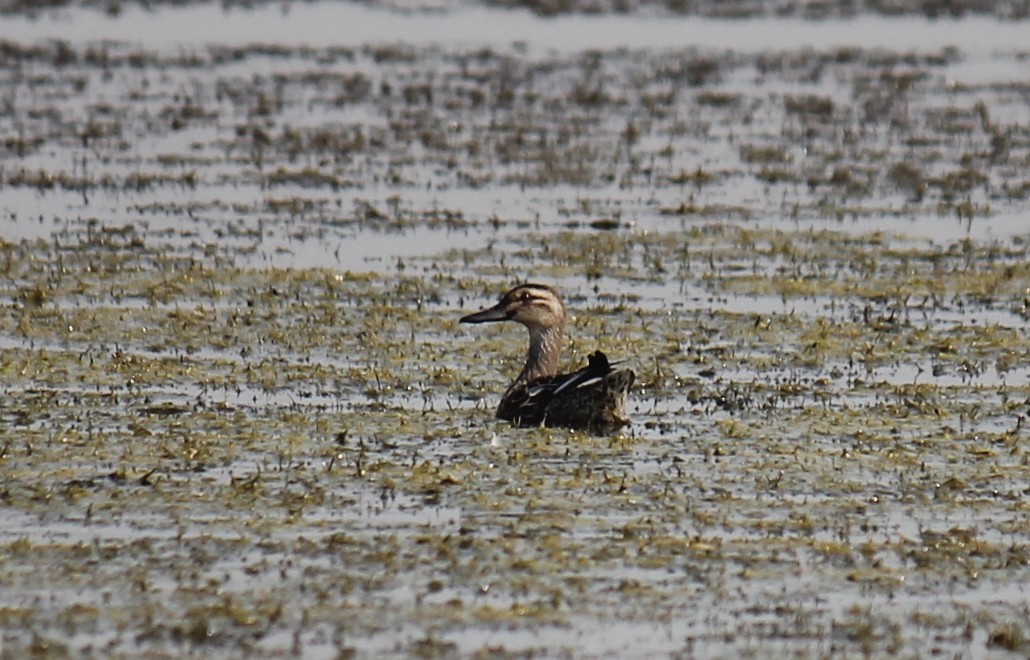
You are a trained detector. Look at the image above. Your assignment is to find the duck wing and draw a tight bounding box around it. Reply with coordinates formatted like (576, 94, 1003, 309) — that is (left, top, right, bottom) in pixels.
(546, 350, 613, 397)
(499, 351, 615, 426)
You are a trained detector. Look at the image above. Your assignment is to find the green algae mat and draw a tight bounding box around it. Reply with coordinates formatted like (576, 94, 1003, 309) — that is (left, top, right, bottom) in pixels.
(0, 3, 1028, 657)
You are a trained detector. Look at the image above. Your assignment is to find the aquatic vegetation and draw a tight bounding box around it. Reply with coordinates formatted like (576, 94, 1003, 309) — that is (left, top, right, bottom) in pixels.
(0, 5, 1028, 657)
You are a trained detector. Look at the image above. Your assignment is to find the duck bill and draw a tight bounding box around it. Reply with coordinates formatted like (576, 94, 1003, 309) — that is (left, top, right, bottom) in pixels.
(460, 303, 510, 324)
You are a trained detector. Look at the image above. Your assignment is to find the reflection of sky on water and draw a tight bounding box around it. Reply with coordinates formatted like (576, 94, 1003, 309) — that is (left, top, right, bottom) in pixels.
(0, 3, 1025, 280)
(2, 3, 1028, 62)
(4, 180, 1025, 275)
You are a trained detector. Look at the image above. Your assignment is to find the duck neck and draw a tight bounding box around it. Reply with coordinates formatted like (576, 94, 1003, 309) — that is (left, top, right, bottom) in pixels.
(520, 322, 564, 383)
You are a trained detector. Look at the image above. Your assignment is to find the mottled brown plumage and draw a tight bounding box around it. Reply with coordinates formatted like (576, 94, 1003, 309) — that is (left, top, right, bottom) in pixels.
(460, 283, 635, 434)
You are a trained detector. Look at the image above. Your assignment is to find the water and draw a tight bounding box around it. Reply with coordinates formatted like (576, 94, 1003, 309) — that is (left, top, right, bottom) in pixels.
(0, 2, 1028, 657)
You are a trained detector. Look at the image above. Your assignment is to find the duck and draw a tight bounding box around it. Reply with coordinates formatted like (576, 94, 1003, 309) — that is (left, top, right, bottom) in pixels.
(459, 283, 635, 434)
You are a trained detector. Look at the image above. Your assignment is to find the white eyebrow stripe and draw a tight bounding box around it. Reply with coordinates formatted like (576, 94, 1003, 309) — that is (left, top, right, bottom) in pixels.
(512, 284, 559, 298)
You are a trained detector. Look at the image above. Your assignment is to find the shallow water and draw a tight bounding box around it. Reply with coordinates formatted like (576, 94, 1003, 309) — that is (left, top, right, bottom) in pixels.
(0, 1, 1028, 658)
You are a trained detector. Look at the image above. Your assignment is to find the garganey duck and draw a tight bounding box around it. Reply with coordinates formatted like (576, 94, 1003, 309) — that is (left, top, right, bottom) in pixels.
(460, 283, 635, 434)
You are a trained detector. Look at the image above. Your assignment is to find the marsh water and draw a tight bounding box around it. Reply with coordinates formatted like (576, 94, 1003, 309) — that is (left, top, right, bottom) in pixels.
(0, 1, 1028, 657)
